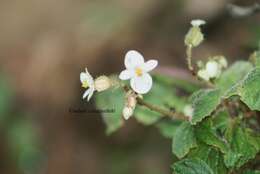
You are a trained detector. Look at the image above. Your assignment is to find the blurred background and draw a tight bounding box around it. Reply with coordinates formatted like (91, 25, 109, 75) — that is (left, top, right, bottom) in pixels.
(0, 0, 259, 173)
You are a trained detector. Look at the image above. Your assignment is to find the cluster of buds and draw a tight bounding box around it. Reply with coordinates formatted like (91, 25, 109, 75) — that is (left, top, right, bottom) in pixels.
(122, 91, 137, 120)
(80, 68, 112, 101)
(197, 56, 228, 81)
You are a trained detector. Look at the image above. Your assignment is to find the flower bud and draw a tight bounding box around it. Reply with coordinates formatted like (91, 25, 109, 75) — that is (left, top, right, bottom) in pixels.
(185, 27, 204, 47)
(94, 76, 111, 92)
(123, 107, 133, 120)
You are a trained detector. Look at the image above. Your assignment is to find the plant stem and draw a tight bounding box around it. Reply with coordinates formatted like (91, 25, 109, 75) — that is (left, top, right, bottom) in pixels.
(122, 85, 187, 120)
(186, 45, 196, 75)
(136, 97, 188, 120)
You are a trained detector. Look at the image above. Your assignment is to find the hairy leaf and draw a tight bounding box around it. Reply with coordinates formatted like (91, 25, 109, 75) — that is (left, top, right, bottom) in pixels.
(172, 122, 197, 158)
(189, 143, 228, 174)
(191, 89, 221, 125)
(172, 158, 214, 174)
(195, 119, 229, 153)
(238, 68, 260, 111)
(224, 121, 259, 168)
(216, 61, 253, 93)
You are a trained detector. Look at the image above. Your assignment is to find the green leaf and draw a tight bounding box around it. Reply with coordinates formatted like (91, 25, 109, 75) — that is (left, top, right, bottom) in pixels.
(172, 158, 214, 174)
(238, 68, 260, 111)
(172, 122, 197, 158)
(95, 88, 124, 135)
(156, 119, 183, 138)
(191, 89, 221, 125)
(188, 143, 228, 174)
(212, 110, 231, 134)
(135, 75, 187, 125)
(216, 61, 253, 93)
(243, 169, 260, 174)
(195, 119, 229, 154)
(224, 121, 259, 168)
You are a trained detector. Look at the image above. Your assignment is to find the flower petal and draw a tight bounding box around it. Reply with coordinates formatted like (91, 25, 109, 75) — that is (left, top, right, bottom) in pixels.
(125, 50, 144, 69)
(80, 72, 88, 83)
(82, 88, 91, 99)
(119, 69, 134, 80)
(141, 60, 158, 72)
(130, 73, 152, 94)
(87, 88, 95, 101)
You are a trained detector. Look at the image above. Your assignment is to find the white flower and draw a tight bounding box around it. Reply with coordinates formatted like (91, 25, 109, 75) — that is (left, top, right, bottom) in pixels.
(119, 50, 158, 94)
(80, 68, 95, 101)
(205, 60, 221, 78)
(191, 19, 206, 27)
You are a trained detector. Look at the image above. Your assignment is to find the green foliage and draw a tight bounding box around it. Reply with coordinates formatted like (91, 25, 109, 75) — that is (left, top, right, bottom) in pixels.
(95, 88, 125, 134)
(224, 120, 260, 168)
(216, 61, 253, 93)
(190, 89, 221, 125)
(188, 143, 228, 174)
(172, 122, 197, 158)
(172, 158, 214, 174)
(96, 51, 260, 173)
(238, 68, 260, 111)
(195, 119, 229, 154)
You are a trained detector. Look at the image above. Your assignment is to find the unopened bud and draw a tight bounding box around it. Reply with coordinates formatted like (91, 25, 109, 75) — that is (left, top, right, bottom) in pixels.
(122, 91, 137, 120)
(185, 27, 204, 47)
(123, 107, 133, 120)
(94, 76, 111, 92)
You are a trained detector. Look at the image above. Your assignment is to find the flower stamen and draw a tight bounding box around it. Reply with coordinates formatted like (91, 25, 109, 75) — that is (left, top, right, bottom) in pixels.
(135, 67, 143, 76)
(82, 81, 89, 88)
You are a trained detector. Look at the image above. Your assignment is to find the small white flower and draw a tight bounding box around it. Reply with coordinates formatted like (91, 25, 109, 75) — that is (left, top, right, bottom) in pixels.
(80, 68, 95, 101)
(191, 19, 206, 27)
(119, 50, 158, 94)
(205, 60, 221, 78)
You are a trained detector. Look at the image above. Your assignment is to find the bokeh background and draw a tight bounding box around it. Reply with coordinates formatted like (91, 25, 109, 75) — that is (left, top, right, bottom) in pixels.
(0, 0, 259, 173)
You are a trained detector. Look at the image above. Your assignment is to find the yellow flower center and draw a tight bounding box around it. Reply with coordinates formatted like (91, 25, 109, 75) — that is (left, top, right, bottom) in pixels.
(135, 67, 143, 76)
(82, 81, 89, 88)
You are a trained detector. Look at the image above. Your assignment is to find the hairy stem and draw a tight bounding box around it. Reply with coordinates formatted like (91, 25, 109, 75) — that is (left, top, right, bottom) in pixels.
(136, 97, 188, 120)
(122, 85, 187, 120)
(186, 45, 196, 75)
